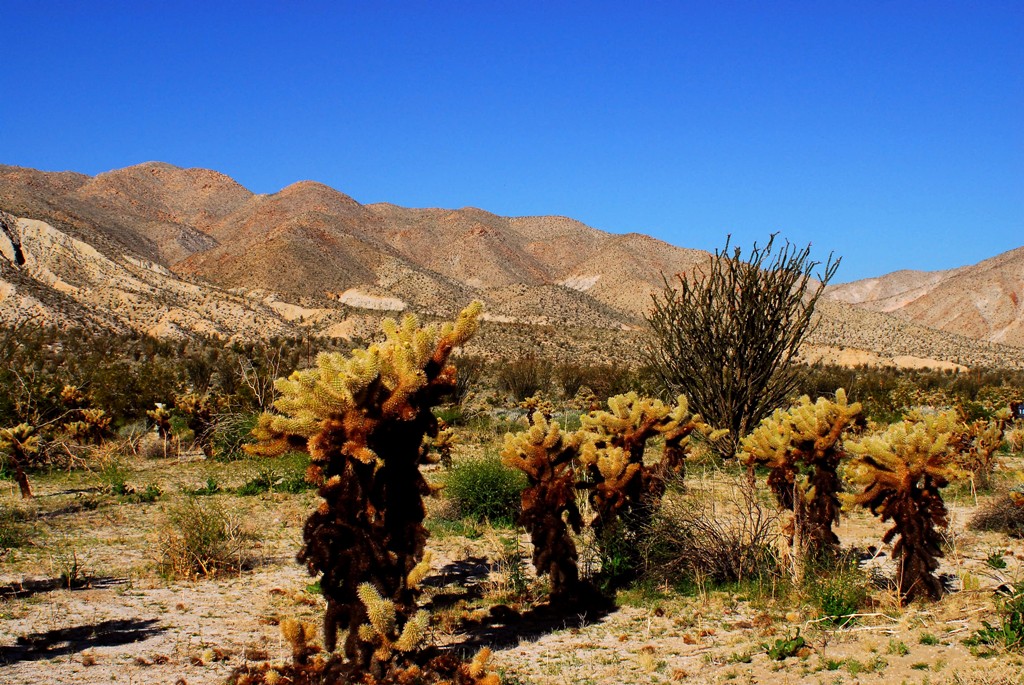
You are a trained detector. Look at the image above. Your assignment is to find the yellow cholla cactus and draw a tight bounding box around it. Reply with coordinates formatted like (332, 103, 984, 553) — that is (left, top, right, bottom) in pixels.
(0, 423, 39, 499)
(741, 389, 862, 554)
(250, 301, 482, 462)
(845, 411, 959, 602)
(248, 304, 481, 668)
(501, 411, 584, 602)
(406, 551, 432, 589)
(576, 392, 717, 585)
(355, 583, 429, 663)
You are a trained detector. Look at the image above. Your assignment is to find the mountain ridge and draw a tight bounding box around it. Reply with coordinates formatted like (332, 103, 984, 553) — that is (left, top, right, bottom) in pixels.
(2, 162, 1022, 369)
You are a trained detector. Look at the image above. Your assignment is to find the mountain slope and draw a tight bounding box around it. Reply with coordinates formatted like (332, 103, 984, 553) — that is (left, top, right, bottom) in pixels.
(3, 162, 1023, 369)
(827, 247, 1024, 346)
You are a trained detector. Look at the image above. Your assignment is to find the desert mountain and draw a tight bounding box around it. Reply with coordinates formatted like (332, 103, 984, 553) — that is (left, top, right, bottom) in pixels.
(826, 247, 1024, 347)
(2, 162, 1022, 369)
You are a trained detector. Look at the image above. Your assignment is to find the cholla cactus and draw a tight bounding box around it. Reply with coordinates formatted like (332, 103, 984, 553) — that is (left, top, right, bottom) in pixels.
(0, 423, 39, 499)
(949, 409, 1008, 490)
(575, 392, 720, 585)
(846, 411, 959, 602)
(520, 394, 555, 419)
(248, 302, 481, 669)
(175, 393, 221, 457)
(578, 392, 715, 538)
(355, 582, 430, 674)
(741, 389, 862, 556)
(432, 423, 457, 469)
(279, 617, 319, 666)
(501, 411, 584, 602)
(147, 403, 173, 439)
(59, 384, 87, 409)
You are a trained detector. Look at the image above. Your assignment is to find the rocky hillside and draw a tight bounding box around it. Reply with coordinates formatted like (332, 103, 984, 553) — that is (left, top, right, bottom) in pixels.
(827, 248, 1024, 347)
(2, 162, 1022, 368)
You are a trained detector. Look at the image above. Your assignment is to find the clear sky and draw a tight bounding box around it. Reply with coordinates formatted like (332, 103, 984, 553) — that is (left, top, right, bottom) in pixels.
(1, 1, 1021, 282)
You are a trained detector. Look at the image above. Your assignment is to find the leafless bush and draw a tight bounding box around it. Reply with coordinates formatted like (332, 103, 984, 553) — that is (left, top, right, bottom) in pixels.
(452, 354, 486, 403)
(643, 475, 782, 584)
(497, 355, 552, 401)
(969, 492, 1024, 539)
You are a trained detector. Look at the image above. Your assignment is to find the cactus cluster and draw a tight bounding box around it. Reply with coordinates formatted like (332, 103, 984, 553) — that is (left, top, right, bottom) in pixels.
(949, 409, 1008, 489)
(248, 302, 482, 671)
(579, 393, 714, 539)
(64, 408, 112, 445)
(741, 389, 863, 557)
(175, 392, 223, 456)
(147, 403, 173, 439)
(502, 391, 717, 598)
(845, 411, 960, 601)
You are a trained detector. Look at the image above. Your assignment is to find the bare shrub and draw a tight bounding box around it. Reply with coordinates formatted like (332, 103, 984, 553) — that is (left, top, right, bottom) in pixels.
(643, 475, 781, 585)
(452, 354, 486, 403)
(969, 491, 1024, 539)
(497, 355, 552, 401)
(157, 498, 258, 579)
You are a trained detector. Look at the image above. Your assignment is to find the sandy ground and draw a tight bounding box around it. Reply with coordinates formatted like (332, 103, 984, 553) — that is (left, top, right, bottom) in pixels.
(2, 456, 1024, 685)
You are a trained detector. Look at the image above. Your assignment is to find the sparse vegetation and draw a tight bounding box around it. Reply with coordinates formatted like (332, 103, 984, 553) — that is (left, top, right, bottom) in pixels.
(2, 293, 1024, 684)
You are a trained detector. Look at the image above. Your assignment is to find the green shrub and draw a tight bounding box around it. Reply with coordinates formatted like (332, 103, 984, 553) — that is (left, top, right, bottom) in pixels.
(0, 507, 33, 550)
(497, 356, 552, 401)
(236, 452, 312, 496)
(443, 454, 527, 524)
(806, 555, 869, 628)
(766, 629, 806, 660)
(966, 589, 1024, 653)
(157, 497, 258, 579)
(212, 412, 260, 461)
(184, 477, 221, 496)
(237, 468, 310, 496)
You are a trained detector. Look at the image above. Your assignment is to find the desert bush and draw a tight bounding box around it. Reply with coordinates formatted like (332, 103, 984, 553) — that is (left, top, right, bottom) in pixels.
(443, 455, 526, 524)
(237, 452, 312, 496)
(966, 588, 1024, 653)
(1005, 427, 1024, 453)
(643, 476, 781, 585)
(212, 411, 259, 460)
(157, 497, 258, 579)
(497, 355, 552, 401)
(0, 506, 35, 551)
(136, 432, 171, 459)
(647, 234, 839, 457)
(969, 490, 1024, 539)
(451, 353, 486, 403)
(806, 554, 870, 627)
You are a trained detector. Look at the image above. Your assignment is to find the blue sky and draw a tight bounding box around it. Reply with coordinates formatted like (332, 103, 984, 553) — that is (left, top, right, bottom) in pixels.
(1, 1, 1021, 282)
